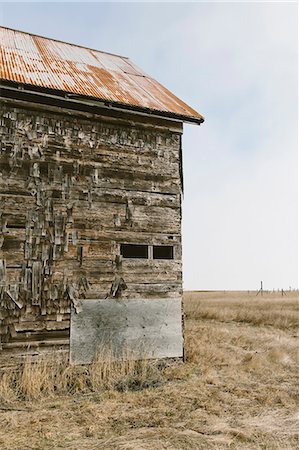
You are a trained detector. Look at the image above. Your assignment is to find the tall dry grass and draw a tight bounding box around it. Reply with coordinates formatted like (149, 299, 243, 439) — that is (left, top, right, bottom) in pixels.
(0, 347, 164, 403)
(0, 291, 298, 449)
(184, 290, 299, 330)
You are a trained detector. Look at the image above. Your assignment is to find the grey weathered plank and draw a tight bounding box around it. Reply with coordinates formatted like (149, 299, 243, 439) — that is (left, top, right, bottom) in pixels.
(70, 297, 183, 364)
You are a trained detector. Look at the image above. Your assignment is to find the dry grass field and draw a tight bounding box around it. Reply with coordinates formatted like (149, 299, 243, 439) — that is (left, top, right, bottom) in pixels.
(0, 291, 298, 449)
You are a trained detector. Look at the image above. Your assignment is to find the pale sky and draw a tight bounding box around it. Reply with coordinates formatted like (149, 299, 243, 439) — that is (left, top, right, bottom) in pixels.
(0, 2, 298, 290)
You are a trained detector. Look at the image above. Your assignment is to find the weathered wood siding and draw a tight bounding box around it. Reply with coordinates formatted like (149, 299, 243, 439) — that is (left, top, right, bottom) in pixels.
(0, 101, 183, 357)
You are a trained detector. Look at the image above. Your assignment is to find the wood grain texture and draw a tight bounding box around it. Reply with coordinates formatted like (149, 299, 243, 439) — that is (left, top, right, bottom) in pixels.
(70, 298, 183, 364)
(0, 101, 183, 359)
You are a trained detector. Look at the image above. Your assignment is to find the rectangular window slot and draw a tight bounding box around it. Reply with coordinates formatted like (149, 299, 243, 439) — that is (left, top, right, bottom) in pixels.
(121, 244, 148, 259)
(6, 224, 26, 229)
(153, 245, 173, 260)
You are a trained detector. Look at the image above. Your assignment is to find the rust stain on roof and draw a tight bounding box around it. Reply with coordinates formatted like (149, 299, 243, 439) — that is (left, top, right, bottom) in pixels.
(0, 26, 204, 123)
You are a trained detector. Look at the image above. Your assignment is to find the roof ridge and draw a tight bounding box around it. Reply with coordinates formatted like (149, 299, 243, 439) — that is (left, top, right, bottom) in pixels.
(0, 25, 129, 60)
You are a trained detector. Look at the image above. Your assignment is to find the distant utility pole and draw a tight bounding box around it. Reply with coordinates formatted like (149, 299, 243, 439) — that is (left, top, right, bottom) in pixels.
(256, 280, 263, 296)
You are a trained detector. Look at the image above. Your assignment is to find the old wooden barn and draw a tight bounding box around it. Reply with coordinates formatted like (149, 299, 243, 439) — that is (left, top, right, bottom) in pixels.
(0, 27, 204, 365)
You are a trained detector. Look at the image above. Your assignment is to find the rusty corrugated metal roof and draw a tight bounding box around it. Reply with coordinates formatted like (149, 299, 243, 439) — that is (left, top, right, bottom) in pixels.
(0, 26, 204, 124)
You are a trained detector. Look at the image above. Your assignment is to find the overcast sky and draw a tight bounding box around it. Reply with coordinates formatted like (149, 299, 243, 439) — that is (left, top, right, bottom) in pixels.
(0, 2, 298, 290)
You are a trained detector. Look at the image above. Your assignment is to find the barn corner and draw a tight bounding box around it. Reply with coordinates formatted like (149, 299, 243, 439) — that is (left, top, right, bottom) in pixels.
(0, 26, 204, 367)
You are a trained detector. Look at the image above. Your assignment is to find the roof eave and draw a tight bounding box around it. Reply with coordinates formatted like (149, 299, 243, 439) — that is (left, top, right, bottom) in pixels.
(0, 80, 204, 126)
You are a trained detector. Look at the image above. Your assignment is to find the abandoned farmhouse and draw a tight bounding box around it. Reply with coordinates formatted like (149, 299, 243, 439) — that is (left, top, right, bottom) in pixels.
(0, 26, 204, 364)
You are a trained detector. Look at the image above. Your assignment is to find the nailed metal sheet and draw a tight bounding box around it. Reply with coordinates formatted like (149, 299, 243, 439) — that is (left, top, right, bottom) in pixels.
(70, 298, 183, 364)
(0, 26, 204, 123)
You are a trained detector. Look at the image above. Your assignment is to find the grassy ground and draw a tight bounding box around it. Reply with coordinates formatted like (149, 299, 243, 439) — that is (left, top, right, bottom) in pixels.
(0, 291, 298, 449)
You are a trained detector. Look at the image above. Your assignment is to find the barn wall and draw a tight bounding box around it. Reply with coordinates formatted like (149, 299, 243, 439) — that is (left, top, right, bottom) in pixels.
(0, 101, 183, 359)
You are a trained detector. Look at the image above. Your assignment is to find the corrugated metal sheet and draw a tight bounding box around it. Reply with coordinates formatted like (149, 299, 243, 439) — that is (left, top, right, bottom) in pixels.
(0, 26, 204, 123)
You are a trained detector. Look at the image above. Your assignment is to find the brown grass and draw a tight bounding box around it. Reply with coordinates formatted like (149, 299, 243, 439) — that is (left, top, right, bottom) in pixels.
(0, 347, 163, 403)
(0, 291, 298, 449)
(184, 290, 299, 329)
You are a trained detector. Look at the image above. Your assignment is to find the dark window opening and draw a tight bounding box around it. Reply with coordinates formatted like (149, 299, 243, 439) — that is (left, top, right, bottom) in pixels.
(121, 244, 148, 259)
(6, 224, 26, 229)
(153, 245, 173, 260)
